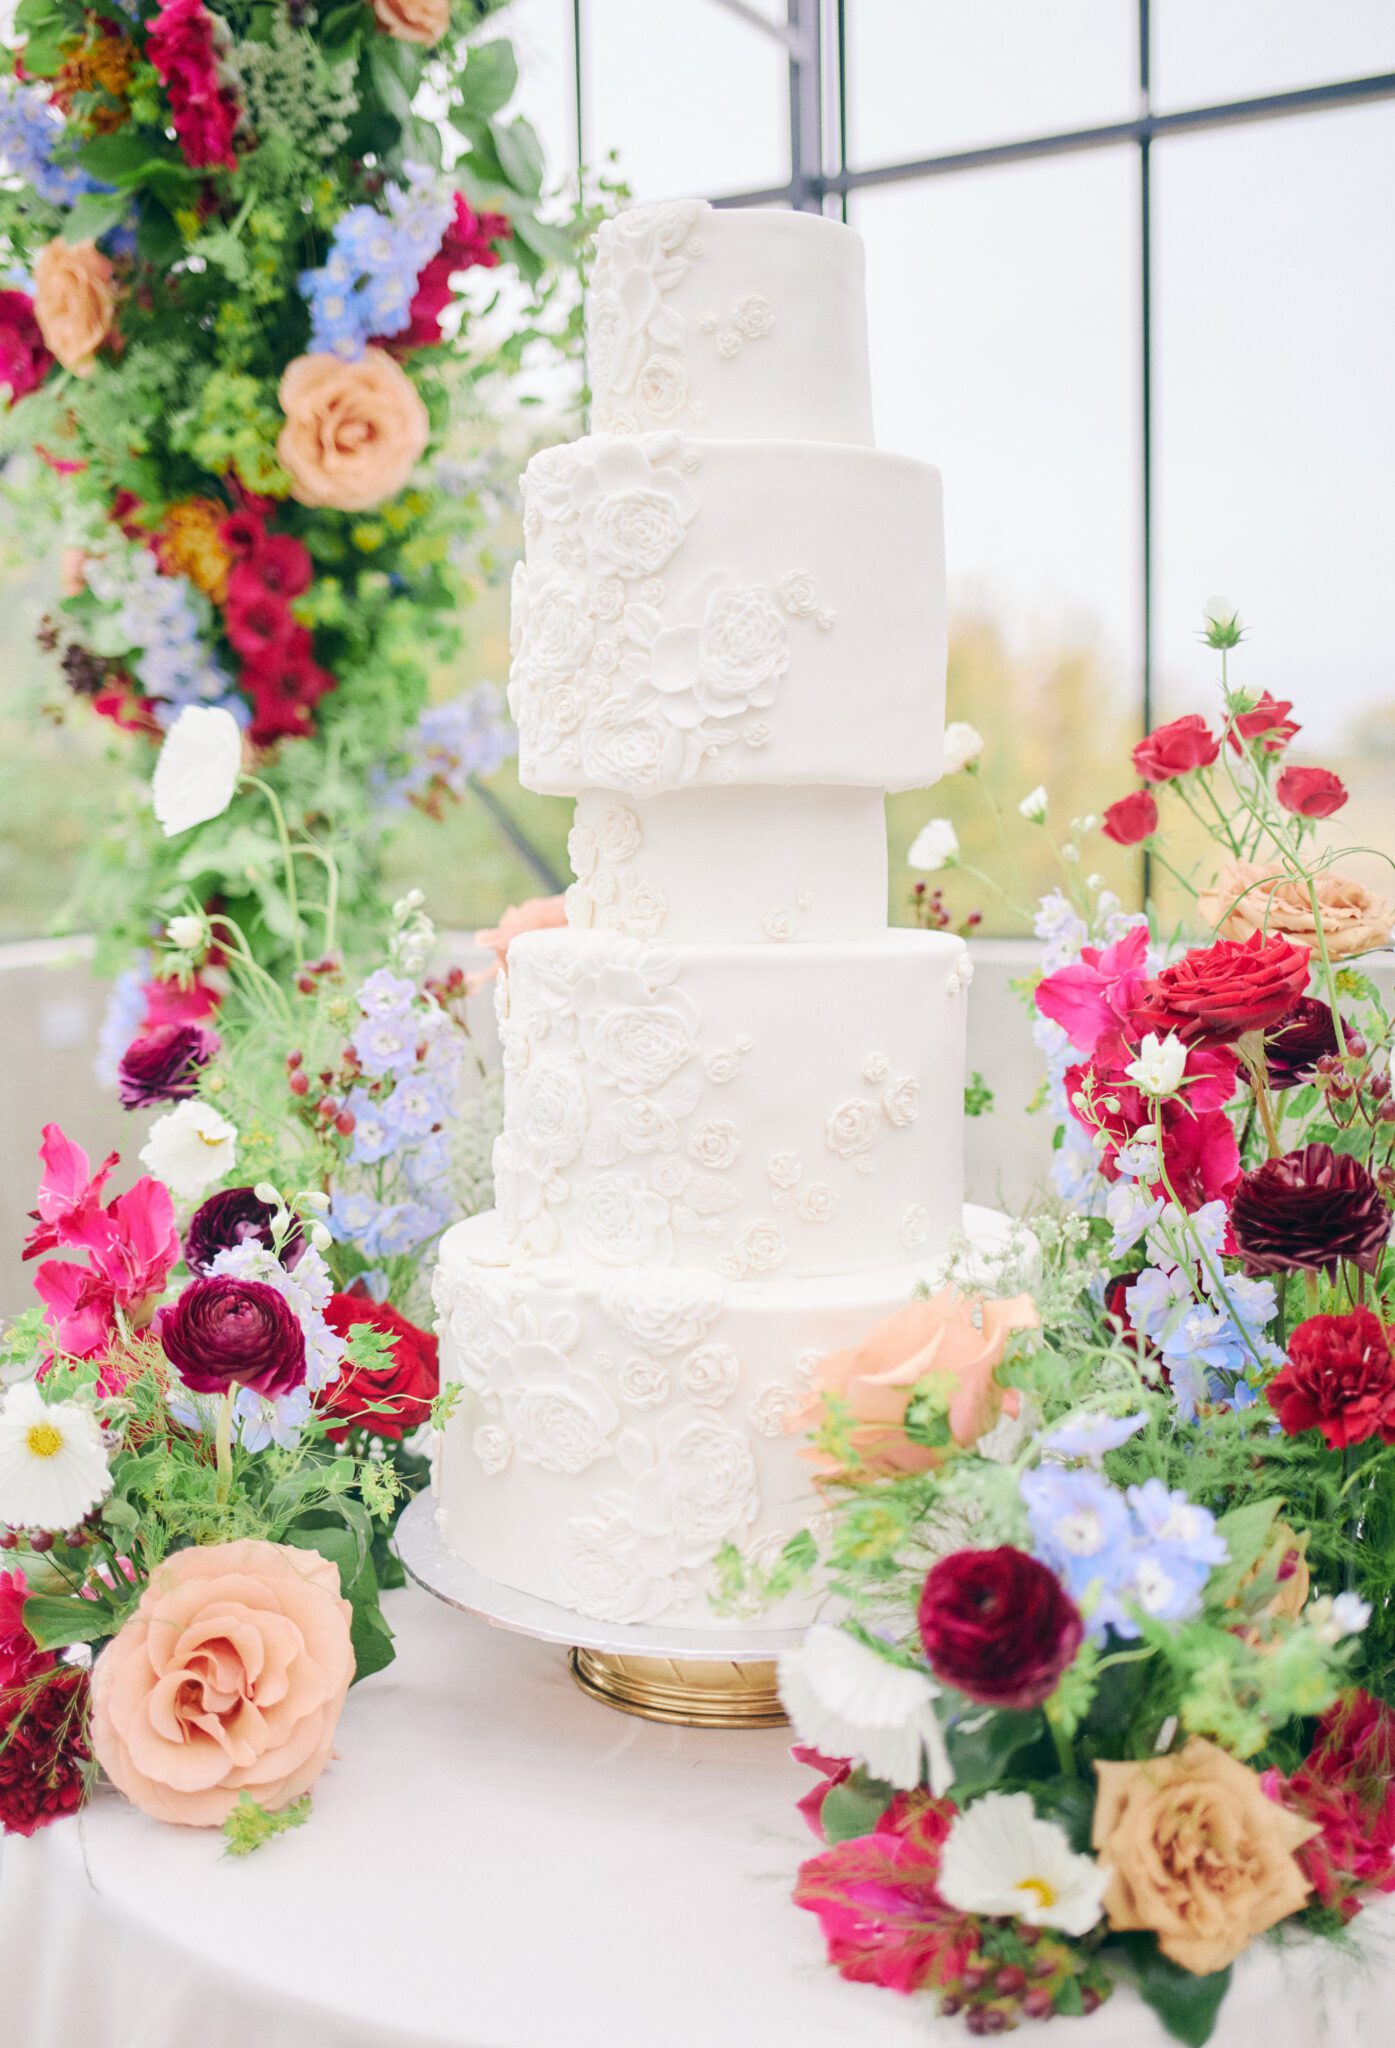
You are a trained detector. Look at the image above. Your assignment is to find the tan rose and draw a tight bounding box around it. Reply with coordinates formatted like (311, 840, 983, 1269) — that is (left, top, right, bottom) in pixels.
(277, 349, 429, 511)
(1228, 1525, 1310, 1644)
(33, 237, 116, 376)
(1198, 859, 1395, 961)
(90, 1538, 355, 1827)
(367, 0, 448, 44)
(786, 1288, 1039, 1479)
(1092, 1736, 1317, 1974)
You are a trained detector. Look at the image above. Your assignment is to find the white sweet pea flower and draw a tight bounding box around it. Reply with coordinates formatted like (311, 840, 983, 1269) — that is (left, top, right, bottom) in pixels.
(151, 705, 243, 837)
(938, 1791, 1109, 1935)
(0, 1380, 112, 1532)
(907, 818, 959, 873)
(778, 1625, 953, 1794)
(942, 721, 984, 774)
(1018, 785, 1049, 823)
(1125, 1031, 1188, 1100)
(140, 1100, 239, 1199)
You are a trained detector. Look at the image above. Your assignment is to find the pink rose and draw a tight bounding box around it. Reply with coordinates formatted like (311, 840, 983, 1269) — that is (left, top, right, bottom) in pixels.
(90, 1538, 355, 1826)
(277, 349, 429, 512)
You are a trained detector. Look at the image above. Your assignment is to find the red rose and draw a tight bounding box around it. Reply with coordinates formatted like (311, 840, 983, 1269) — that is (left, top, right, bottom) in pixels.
(1131, 929, 1311, 1046)
(0, 1667, 90, 1837)
(1266, 1309, 1395, 1449)
(1132, 713, 1220, 783)
(1276, 765, 1348, 819)
(317, 1292, 439, 1441)
(1231, 1143, 1392, 1278)
(1228, 691, 1299, 754)
(917, 1546, 1082, 1711)
(1101, 789, 1158, 846)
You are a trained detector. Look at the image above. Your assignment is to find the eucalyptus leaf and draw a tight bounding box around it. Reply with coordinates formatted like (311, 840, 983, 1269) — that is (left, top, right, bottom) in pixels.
(61, 193, 129, 245)
(459, 39, 518, 115)
(489, 115, 544, 197)
(943, 1705, 1044, 1796)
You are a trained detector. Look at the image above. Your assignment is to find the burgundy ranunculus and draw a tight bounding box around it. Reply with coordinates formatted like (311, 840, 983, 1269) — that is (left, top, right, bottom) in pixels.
(1131, 929, 1312, 1046)
(1276, 765, 1348, 818)
(917, 1546, 1082, 1711)
(116, 1021, 220, 1109)
(1132, 713, 1220, 784)
(1264, 998, 1341, 1090)
(183, 1186, 304, 1275)
(1101, 789, 1158, 846)
(1231, 1143, 1392, 1278)
(0, 1667, 90, 1837)
(316, 1292, 439, 1442)
(1266, 1309, 1395, 1449)
(158, 1275, 307, 1398)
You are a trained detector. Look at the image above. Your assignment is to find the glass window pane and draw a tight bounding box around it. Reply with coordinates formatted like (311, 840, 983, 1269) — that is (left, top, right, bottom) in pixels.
(1152, 0, 1395, 111)
(580, 0, 791, 199)
(1153, 101, 1395, 869)
(851, 153, 1144, 931)
(845, 0, 1138, 168)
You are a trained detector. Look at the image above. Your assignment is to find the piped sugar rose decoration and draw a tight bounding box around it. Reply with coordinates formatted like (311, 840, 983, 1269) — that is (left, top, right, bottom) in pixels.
(32, 238, 116, 377)
(1199, 859, 1395, 961)
(1230, 1143, 1391, 1278)
(277, 349, 429, 512)
(1132, 713, 1219, 783)
(917, 1547, 1083, 1711)
(1276, 765, 1348, 818)
(1131, 929, 1311, 1047)
(90, 1538, 354, 1827)
(368, 0, 449, 43)
(1266, 1309, 1395, 1449)
(787, 1290, 1040, 1479)
(1093, 1737, 1317, 1974)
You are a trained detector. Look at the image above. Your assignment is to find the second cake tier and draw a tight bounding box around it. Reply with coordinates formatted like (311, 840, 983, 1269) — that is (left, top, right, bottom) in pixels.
(492, 925, 970, 1280)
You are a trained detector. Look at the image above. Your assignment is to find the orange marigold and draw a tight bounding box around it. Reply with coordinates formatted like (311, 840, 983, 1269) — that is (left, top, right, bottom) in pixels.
(156, 497, 233, 603)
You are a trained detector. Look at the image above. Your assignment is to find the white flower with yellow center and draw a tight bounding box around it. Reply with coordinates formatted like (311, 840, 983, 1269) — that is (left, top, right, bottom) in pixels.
(779, 1625, 953, 1794)
(938, 1791, 1109, 1935)
(139, 1099, 238, 1199)
(0, 1380, 112, 1533)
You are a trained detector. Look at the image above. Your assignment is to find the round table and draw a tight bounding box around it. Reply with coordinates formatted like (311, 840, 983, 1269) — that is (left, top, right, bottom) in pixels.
(1, 1586, 1389, 2048)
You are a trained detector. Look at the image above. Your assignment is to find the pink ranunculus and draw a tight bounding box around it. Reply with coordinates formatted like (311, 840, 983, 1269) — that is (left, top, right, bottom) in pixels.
(1033, 920, 1151, 1059)
(470, 895, 567, 989)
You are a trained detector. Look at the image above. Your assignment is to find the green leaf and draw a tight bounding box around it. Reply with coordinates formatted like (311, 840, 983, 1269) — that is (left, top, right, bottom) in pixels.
(510, 209, 575, 267)
(221, 1792, 313, 1857)
(489, 115, 544, 198)
(1115, 1934, 1232, 2047)
(460, 39, 518, 115)
(819, 1769, 895, 1845)
(943, 1705, 1044, 1796)
(348, 1595, 396, 1682)
(1206, 1498, 1282, 1608)
(61, 193, 130, 245)
(368, 40, 418, 126)
(22, 1594, 113, 1651)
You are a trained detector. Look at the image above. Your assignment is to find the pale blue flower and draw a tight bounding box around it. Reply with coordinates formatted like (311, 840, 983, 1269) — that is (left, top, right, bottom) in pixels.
(356, 968, 417, 1019)
(1041, 1411, 1150, 1464)
(352, 1011, 419, 1078)
(1020, 1467, 1132, 1605)
(1126, 1480, 1229, 1569)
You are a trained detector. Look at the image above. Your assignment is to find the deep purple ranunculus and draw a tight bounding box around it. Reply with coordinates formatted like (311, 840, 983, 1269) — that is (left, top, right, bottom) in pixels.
(157, 1276, 307, 1398)
(182, 1187, 304, 1275)
(1231, 1143, 1392, 1278)
(1263, 999, 1343, 1091)
(116, 1022, 220, 1110)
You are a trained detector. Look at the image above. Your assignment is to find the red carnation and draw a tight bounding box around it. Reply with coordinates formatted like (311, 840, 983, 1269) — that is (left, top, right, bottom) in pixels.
(1228, 691, 1300, 754)
(0, 290, 53, 403)
(1231, 1143, 1392, 1278)
(1266, 1309, 1395, 1449)
(242, 629, 336, 745)
(917, 1546, 1082, 1711)
(116, 1020, 219, 1109)
(1133, 713, 1219, 783)
(1101, 789, 1158, 846)
(1131, 929, 1311, 1046)
(317, 1292, 439, 1442)
(0, 1667, 90, 1838)
(1266, 1692, 1395, 1917)
(1276, 765, 1348, 819)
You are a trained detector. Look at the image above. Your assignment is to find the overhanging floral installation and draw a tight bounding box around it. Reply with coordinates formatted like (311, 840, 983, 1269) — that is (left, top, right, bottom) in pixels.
(764, 604, 1395, 2041)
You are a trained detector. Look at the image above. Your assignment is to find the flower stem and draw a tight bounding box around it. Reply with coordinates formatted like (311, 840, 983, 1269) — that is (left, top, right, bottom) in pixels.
(245, 776, 305, 970)
(215, 1388, 235, 1506)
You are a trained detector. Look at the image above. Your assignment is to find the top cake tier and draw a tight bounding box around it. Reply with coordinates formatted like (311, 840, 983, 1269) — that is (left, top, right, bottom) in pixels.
(588, 201, 874, 446)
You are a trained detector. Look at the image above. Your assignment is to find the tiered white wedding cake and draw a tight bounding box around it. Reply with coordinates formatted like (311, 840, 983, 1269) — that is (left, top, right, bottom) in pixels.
(431, 200, 967, 1632)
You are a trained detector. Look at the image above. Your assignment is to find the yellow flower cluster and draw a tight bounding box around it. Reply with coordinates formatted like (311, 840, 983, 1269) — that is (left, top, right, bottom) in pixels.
(157, 498, 233, 604)
(56, 23, 135, 134)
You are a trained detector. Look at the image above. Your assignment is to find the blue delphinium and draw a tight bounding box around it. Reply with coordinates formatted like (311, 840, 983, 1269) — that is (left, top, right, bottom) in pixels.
(1124, 1199, 1282, 1422)
(1021, 1464, 1229, 1639)
(0, 79, 105, 208)
(373, 684, 517, 812)
(300, 164, 454, 359)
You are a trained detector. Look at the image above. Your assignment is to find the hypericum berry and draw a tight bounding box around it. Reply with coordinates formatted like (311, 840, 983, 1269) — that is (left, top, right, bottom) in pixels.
(1376, 1164, 1395, 1193)
(1080, 1986, 1103, 2016)
(1380, 1098, 1395, 1124)
(1316, 1053, 1340, 1076)
(1329, 1071, 1354, 1098)
(967, 2011, 1008, 2037)
(1022, 1986, 1055, 2020)
(334, 1109, 356, 1136)
(939, 1994, 963, 2017)
(288, 1069, 310, 1097)
(295, 971, 316, 995)
(1370, 1070, 1391, 1100)
(995, 1966, 1027, 1996)
(0, 1529, 16, 1550)
(1346, 1032, 1368, 1059)
(28, 1530, 54, 1553)
(1031, 1953, 1057, 1978)
(286, 1049, 304, 1071)
(961, 1964, 990, 1994)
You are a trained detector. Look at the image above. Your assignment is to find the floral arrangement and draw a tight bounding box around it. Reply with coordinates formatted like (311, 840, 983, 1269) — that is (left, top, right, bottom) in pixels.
(776, 603, 1395, 2042)
(0, 0, 583, 984)
(0, 721, 499, 1844)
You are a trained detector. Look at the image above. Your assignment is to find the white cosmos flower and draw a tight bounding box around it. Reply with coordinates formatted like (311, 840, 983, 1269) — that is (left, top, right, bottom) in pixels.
(0, 1379, 112, 1532)
(778, 1625, 953, 1794)
(139, 1099, 238, 1199)
(907, 818, 959, 874)
(1018, 785, 1049, 824)
(943, 721, 984, 774)
(938, 1791, 1109, 1935)
(1125, 1031, 1188, 1100)
(152, 705, 242, 837)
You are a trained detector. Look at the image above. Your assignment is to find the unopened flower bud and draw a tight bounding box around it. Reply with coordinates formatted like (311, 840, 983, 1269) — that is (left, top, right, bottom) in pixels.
(166, 913, 206, 953)
(308, 1220, 332, 1252)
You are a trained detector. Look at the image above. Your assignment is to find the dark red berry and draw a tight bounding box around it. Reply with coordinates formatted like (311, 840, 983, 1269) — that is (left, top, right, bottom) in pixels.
(295, 972, 315, 995)
(996, 1966, 1027, 1996)
(1023, 1986, 1055, 2020)
(1080, 1987, 1102, 2016)
(939, 1994, 963, 2017)
(335, 1109, 355, 1136)
(286, 1048, 304, 1070)
(29, 1530, 53, 1553)
(1346, 1032, 1368, 1059)
(1031, 1953, 1057, 1979)
(962, 1965, 990, 1994)
(289, 1069, 310, 1096)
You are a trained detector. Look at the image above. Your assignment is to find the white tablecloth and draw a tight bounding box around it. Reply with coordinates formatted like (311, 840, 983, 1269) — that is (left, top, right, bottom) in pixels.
(0, 1584, 1390, 2048)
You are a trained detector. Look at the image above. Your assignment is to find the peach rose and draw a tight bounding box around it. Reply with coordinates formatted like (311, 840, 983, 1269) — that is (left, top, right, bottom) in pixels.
(90, 1538, 355, 1826)
(277, 349, 429, 512)
(1198, 859, 1395, 962)
(33, 237, 116, 377)
(368, 0, 448, 42)
(1093, 1737, 1317, 1974)
(470, 894, 567, 989)
(786, 1288, 1040, 1479)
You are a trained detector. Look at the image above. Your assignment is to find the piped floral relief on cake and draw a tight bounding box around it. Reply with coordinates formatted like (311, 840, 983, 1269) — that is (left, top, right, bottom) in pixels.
(698, 292, 776, 364)
(567, 799, 669, 938)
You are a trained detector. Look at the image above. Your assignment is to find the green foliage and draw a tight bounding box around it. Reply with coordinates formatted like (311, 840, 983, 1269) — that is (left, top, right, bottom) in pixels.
(1114, 1935, 1231, 2047)
(221, 1792, 314, 1858)
(963, 1069, 995, 1117)
(819, 1769, 895, 1845)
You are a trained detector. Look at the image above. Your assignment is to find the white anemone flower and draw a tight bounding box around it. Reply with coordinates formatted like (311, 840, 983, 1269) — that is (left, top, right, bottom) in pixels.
(778, 1625, 953, 1794)
(943, 721, 985, 774)
(0, 1380, 112, 1532)
(938, 1791, 1110, 1935)
(140, 1099, 238, 1199)
(907, 818, 959, 873)
(152, 705, 243, 837)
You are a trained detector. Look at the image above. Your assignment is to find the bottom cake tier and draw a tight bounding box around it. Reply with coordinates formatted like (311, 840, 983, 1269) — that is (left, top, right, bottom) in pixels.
(430, 1207, 1018, 1634)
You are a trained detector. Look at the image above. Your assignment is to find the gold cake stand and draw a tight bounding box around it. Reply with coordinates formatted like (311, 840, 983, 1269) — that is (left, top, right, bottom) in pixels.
(396, 1491, 798, 1729)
